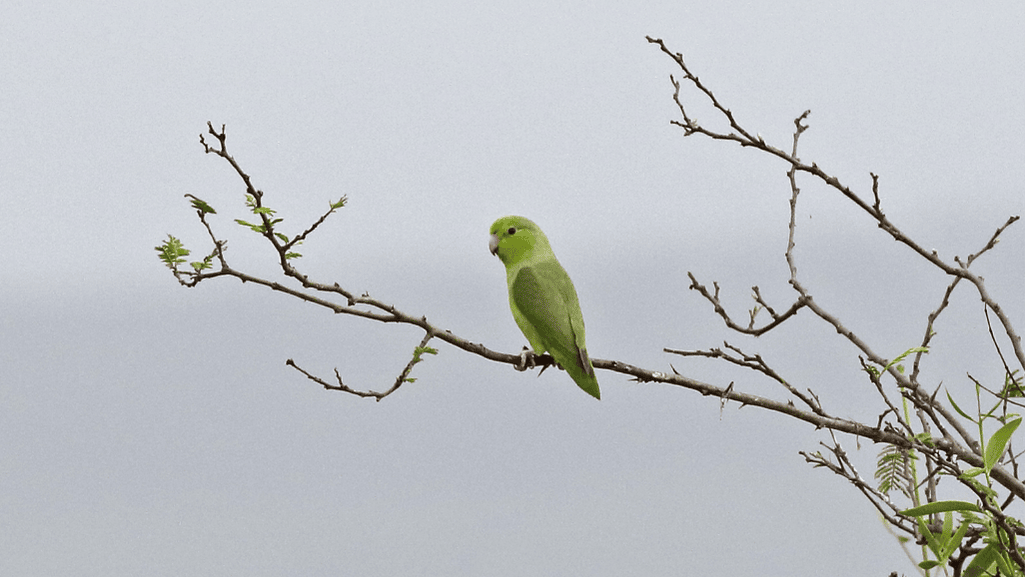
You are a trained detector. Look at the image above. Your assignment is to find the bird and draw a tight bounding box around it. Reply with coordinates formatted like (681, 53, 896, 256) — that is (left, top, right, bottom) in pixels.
(489, 215, 600, 399)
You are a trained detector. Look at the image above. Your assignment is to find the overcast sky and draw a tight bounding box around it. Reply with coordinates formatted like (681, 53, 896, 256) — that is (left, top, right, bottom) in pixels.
(2, 1, 1023, 575)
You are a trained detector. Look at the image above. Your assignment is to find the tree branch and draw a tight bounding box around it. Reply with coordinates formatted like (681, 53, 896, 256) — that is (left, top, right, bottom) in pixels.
(160, 38, 1022, 570)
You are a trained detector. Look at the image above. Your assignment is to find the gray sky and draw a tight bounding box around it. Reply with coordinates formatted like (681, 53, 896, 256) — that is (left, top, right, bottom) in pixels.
(2, 1, 1023, 575)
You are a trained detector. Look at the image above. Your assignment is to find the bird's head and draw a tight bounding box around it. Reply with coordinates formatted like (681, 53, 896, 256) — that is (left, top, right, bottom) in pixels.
(488, 215, 548, 265)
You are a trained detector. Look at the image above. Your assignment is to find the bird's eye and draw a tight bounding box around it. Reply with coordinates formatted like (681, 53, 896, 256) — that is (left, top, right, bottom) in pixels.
(507, 227, 516, 235)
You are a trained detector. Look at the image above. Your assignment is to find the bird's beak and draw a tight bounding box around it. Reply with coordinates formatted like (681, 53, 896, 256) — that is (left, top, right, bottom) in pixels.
(488, 233, 499, 256)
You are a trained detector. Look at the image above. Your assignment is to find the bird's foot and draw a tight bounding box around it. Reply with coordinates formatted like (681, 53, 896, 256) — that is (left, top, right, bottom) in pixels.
(515, 347, 535, 372)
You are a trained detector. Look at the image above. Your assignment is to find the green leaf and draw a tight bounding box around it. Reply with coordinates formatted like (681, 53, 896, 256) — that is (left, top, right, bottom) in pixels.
(876, 444, 915, 497)
(187, 195, 217, 214)
(918, 560, 941, 570)
(882, 346, 929, 374)
(947, 390, 977, 422)
(253, 206, 275, 215)
(155, 235, 190, 269)
(284, 252, 302, 260)
(235, 219, 266, 233)
(901, 501, 981, 517)
(940, 520, 970, 561)
(1001, 370, 1024, 398)
(964, 543, 1000, 577)
(188, 254, 213, 272)
(331, 196, 348, 209)
(962, 467, 986, 478)
(921, 512, 971, 564)
(913, 431, 936, 447)
(919, 518, 941, 557)
(993, 548, 1019, 577)
(984, 417, 1021, 472)
(942, 510, 953, 540)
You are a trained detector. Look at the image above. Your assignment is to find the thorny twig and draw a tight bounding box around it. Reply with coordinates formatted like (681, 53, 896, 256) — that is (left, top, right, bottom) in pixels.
(646, 36, 1023, 371)
(800, 432, 917, 535)
(645, 34, 1024, 566)
(665, 341, 823, 415)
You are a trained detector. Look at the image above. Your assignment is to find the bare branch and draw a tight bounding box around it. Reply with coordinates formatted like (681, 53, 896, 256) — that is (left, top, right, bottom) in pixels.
(286, 333, 436, 401)
(801, 433, 916, 537)
(644, 37, 1025, 570)
(665, 341, 823, 415)
(688, 272, 808, 335)
(648, 37, 1023, 374)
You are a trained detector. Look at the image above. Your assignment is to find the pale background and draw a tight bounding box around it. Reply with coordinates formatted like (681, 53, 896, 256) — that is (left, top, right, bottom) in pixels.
(2, 1, 1023, 575)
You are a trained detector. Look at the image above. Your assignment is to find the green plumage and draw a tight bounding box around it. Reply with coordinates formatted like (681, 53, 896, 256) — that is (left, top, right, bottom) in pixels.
(489, 216, 600, 400)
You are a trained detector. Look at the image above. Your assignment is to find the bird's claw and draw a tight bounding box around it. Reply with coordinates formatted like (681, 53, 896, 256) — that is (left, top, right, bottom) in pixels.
(515, 347, 535, 372)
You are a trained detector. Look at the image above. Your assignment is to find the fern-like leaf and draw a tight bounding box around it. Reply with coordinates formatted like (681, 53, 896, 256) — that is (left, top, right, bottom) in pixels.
(876, 444, 916, 498)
